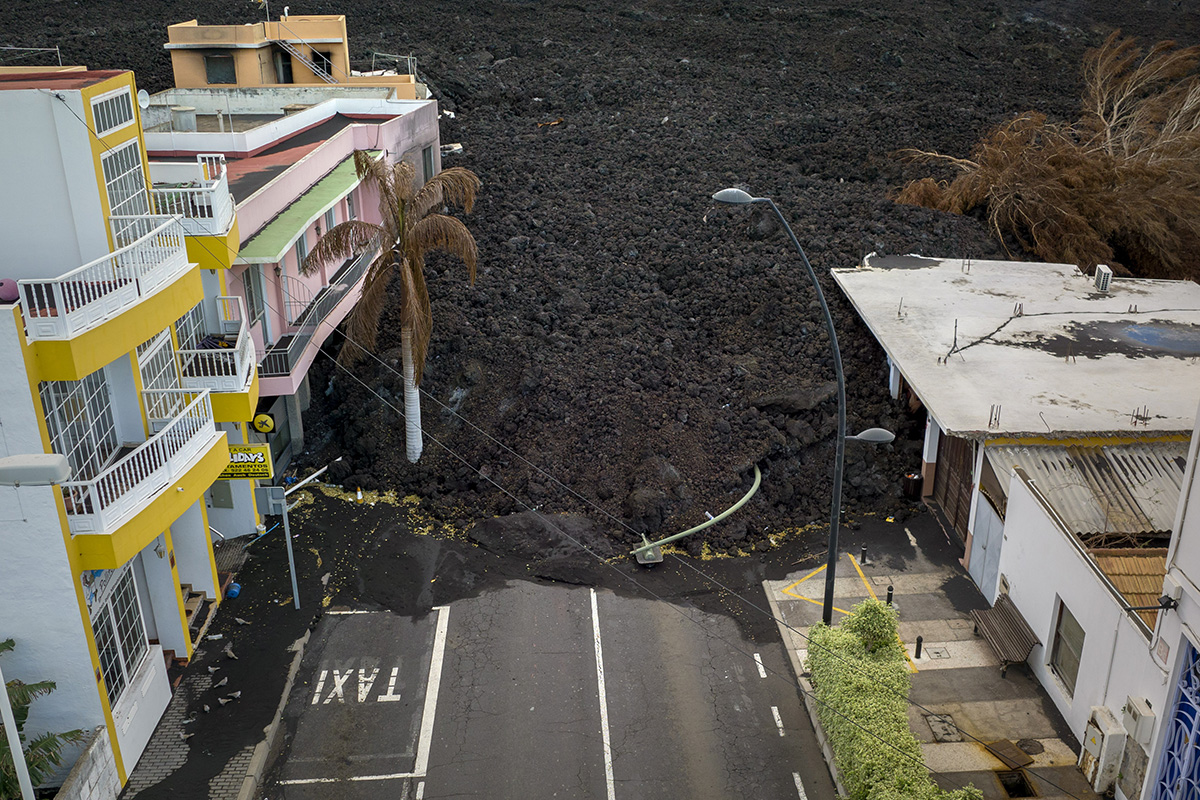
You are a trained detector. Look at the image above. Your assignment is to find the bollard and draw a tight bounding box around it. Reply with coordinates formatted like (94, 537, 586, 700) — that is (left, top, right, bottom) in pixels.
(860, 545, 868, 565)
(886, 585, 894, 605)
(915, 635, 924, 659)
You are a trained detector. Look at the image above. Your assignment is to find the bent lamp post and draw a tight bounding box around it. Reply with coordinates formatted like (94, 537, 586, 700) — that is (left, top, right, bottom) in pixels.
(712, 188, 892, 626)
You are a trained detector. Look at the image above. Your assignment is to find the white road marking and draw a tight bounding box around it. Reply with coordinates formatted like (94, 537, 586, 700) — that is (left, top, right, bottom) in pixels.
(412, 606, 450, 777)
(326, 610, 378, 615)
(772, 706, 785, 736)
(311, 670, 326, 705)
(793, 772, 808, 800)
(324, 669, 351, 704)
(357, 668, 379, 702)
(280, 772, 417, 785)
(415, 780, 425, 799)
(378, 666, 403, 702)
(753, 653, 767, 678)
(905, 527, 918, 547)
(590, 588, 617, 800)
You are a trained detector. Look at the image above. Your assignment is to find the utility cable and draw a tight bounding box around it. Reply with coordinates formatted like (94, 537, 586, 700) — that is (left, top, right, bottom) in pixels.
(47, 98, 1084, 798)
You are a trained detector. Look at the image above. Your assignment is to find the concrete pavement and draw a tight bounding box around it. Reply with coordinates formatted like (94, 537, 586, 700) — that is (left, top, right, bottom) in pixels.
(764, 513, 1100, 800)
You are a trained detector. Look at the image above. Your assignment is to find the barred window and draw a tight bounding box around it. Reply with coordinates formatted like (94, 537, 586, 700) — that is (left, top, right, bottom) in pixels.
(100, 140, 150, 220)
(137, 328, 180, 395)
(90, 566, 148, 703)
(40, 371, 118, 482)
(91, 88, 135, 137)
(243, 265, 265, 323)
(346, 192, 356, 220)
(174, 303, 206, 351)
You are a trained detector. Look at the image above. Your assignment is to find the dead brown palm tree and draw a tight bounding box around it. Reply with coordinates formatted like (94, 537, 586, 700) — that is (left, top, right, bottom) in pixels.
(301, 150, 481, 462)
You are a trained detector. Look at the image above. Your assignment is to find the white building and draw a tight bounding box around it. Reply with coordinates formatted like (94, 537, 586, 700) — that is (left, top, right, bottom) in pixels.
(0, 66, 256, 792)
(832, 254, 1200, 797)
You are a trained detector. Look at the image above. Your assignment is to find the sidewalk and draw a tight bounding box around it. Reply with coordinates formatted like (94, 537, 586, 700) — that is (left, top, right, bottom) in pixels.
(764, 513, 1099, 800)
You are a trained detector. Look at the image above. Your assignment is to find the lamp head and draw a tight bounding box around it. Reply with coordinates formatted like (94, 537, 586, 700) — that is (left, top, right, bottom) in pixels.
(712, 188, 758, 205)
(0, 454, 71, 486)
(848, 428, 896, 445)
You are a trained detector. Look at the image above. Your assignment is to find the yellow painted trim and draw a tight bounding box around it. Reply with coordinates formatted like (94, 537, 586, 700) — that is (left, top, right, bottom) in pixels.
(13, 306, 55, 452)
(210, 369, 260, 423)
(79, 73, 149, 251)
(74, 433, 230, 570)
(242, 422, 262, 527)
(199, 501, 222, 613)
(185, 218, 241, 271)
(162, 527, 194, 659)
(130, 351, 150, 439)
(29, 265, 204, 382)
(985, 433, 1191, 448)
(217, 268, 229, 295)
(55, 490, 128, 782)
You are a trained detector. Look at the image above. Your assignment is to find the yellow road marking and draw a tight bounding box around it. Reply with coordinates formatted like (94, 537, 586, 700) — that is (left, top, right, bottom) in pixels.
(782, 564, 827, 599)
(847, 553, 918, 674)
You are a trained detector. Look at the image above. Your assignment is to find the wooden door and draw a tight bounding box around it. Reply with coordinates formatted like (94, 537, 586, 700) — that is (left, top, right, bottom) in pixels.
(933, 434, 975, 541)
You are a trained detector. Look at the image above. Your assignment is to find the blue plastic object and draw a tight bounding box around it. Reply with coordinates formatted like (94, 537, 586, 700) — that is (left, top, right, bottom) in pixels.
(227, 582, 241, 599)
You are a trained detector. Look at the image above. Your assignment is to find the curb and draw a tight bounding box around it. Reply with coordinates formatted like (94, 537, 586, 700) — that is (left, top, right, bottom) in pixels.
(764, 583, 848, 798)
(236, 629, 310, 800)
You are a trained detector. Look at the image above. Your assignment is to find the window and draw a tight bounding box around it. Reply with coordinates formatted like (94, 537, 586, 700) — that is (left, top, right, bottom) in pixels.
(40, 371, 118, 482)
(422, 145, 435, 183)
(205, 53, 237, 85)
(91, 88, 135, 137)
(174, 302, 206, 352)
(90, 566, 148, 703)
(295, 232, 309, 269)
(137, 328, 181, 398)
(273, 50, 294, 84)
(243, 265, 265, 323)
(346, 192, 356, 220)
(100, 140, 150, 222)
(324, 207, 336, 233)
(312, 50, 334, 79)
(1051, 601, 1084, 696)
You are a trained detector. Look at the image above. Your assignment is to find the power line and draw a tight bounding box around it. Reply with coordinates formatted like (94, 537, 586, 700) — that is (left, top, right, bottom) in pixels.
(44, 97, 1083, 797)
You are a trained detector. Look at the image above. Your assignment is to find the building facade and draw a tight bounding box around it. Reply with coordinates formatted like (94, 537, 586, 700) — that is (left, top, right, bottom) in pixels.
(0, 67, 257, 789)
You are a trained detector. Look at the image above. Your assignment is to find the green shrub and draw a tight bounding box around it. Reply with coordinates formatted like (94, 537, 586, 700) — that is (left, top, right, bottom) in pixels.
(806, 599, 981, 800)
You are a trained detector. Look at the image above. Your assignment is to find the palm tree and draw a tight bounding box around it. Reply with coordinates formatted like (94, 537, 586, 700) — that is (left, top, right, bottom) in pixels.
(301, 150, 481, 463)
(1, 639, 84, 799)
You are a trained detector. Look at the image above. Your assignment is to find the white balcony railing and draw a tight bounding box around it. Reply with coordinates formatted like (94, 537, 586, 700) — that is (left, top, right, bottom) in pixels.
(61, 390, 216, 536)
(177, 296, 255, 394)
(150, 171, 235, 237)
(19, 216, 189, 342)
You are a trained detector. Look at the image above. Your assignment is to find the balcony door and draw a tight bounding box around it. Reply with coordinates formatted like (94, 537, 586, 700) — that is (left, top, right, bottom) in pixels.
(137, 328, 183, 430)
(40, 371, 119, 482)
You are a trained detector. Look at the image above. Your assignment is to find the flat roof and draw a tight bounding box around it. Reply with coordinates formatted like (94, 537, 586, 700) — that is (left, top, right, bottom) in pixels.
(238, 151, 377, 263)
(0, 69, 125, 91)
(832, 255, 1200, 436)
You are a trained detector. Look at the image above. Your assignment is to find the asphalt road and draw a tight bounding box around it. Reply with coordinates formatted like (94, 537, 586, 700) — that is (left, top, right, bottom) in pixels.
(266, 581, 834, 799)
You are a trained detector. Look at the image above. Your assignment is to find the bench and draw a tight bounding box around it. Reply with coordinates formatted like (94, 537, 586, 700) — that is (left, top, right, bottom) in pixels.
(970, 593, 1040, 677)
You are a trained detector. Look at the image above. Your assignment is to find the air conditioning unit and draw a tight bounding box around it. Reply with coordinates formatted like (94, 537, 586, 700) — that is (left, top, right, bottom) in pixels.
(1123, 696, 1156, 747)
(1094, 264, 1113, 292)
(1079, 706, 1126, 793)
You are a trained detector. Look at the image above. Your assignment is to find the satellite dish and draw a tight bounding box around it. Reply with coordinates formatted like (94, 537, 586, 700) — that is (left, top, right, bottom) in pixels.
(137, 89, 150, 110)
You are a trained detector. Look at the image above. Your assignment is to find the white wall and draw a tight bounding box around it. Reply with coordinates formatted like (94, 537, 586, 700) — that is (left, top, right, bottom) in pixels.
(1000, 474, 1166, 739)
(0, 311, 107, 744)
(53, 726, 120, 800)
(204, 422, 260, 539)
(0, 89, 109, 281)
(138, 541, 188, 656)
(172, 501, 215, 597)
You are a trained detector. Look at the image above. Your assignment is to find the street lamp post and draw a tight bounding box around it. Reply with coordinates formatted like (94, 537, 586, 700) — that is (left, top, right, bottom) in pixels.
(712, 188, 891, 626)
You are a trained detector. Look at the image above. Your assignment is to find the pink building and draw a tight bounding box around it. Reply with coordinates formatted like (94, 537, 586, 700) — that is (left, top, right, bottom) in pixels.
(144, 87, 440, 483)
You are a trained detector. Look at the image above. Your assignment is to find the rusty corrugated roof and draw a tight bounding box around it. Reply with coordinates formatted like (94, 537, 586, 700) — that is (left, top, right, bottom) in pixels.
(986, 441, 1187, 539)
(1090, 548, 1168, 629)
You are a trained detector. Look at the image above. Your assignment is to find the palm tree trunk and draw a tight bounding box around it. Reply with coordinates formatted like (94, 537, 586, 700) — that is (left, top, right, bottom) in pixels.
(401, 326, 423, 462)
